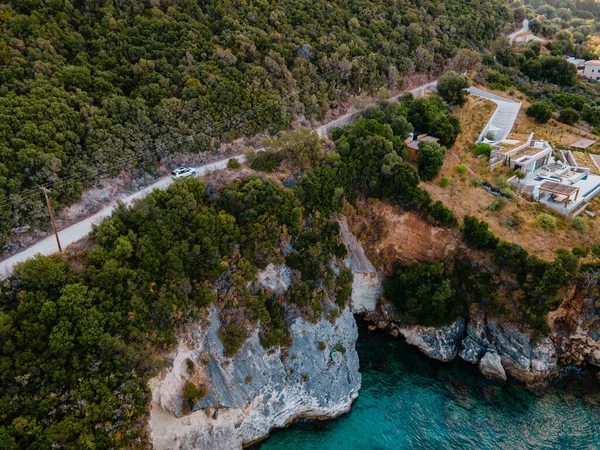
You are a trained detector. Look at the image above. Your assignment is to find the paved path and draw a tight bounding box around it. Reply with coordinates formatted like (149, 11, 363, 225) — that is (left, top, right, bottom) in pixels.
(0, 155, 245, 279)
(508, 19, 529, 44)
(468, 87, 521, 143)
(0, 81, 438, 279)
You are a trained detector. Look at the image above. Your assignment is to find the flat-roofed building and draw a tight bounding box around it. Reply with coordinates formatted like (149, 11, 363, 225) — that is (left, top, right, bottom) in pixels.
(584, 60, 600, 82)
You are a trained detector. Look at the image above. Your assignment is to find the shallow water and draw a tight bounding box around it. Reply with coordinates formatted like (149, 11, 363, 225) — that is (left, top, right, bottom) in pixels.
(255, 319, 600, 450)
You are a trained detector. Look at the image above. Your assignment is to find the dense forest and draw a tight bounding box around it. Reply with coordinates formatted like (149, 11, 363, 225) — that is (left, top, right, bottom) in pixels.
(0, 79, 475, 448)
(0, 0, 514, 249)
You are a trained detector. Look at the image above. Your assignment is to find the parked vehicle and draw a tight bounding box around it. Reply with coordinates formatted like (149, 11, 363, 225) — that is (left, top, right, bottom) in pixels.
(171, 167, 197, 179)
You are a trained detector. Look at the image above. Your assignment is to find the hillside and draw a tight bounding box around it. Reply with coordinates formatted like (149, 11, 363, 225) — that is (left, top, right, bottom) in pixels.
(0, 0, 514, 249)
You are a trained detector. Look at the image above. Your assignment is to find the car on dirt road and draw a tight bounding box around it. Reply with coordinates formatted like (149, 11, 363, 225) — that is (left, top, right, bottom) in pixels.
(170, 167, 197, 179)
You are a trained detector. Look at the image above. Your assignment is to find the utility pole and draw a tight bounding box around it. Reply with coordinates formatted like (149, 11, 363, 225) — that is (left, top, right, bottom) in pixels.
(41, 186, 62, 253)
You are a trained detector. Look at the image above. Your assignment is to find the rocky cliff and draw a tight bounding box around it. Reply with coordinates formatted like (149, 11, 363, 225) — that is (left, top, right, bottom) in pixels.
(550, 291, 600, 369)
(149, 265, 361, 450)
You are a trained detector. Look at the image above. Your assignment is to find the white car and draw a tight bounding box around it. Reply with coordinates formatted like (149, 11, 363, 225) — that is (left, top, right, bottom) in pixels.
(170, 167, 197, 179)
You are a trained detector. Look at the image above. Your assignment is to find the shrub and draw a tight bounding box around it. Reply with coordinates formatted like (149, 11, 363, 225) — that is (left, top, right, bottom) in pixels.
(471, 176, 482, 187)
(462, 216, 499, 250)
(333, 341, 346, 355)
(571, 217, 586, 233)
(503, 215, 522, 228)
(513, 169, 526, 181)
(440, 176, 452, 187)
(250, 151, 283, 172)
(495, 175, 509, 190)
(455, 164, 468, 174)
(227, 158, 241, 169)
(473, 143, 493, 158)
(487, 197, 508, 211)
(572, 247, 589, 258)
(186, 358, 195, 374)
(384, 261, 465, 327)
(526, 102, 553, 123)
(418, 141, 446, 181)
(437, 71, 470, 106)
(558, 108, 580, 126)
(245, 376, 253, 384)
(318, 341, 326, 351)
(536, 213, 557, 230)
(429, 200, 458, 227)
(556, 248, 580, 274)
(592, 243, 600, 259)
(182, 381, 208, 410)
(219, 322, 247, 357)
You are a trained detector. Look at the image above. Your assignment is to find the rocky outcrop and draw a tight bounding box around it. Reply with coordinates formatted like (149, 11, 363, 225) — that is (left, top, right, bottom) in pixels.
(149, 266, 361, 450)
(396, 319, 466, 362)
(364, 303, 465, 362)
(456, 305, 559, 389)
(479, 351, 506, 381)
(337, 216, 382, 313)
(550, 293, 600, 368)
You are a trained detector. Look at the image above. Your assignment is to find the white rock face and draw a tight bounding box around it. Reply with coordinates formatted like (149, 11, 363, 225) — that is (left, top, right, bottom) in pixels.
(337, 216, 382, 313)
(149, 304, 361, 450)
(255, 263, 292, 294)
(479, 352, 507, 381)
(398, 318, 466, 362)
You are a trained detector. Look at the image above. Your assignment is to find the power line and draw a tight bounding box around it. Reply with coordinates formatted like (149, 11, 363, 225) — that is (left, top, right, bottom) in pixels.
(0, 62, 353, 210)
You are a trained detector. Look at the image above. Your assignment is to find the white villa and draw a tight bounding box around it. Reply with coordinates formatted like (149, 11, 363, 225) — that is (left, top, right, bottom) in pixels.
(488, 133, 600, 216)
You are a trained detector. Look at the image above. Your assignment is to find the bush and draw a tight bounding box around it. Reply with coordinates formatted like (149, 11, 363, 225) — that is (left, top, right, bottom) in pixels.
(182, 381, 208, 410)
(513, 169, 526, 181)
(473, 143, 493, 158)
(462, 215, 499, 250)
(250, 151, 283, 172)
(558, 108, 580, 126)
(219, 322, 247, 357)
(487, 197, 508, 211)
(556, 248, 580, 274)
(437, 71, 470, 106)
(418, 140, 446, 181)
(333, 341, 346, 355)
(227, 158, 241, 169)
(571, 217, 586, 233)
(495, 175, 509, 190)
(384, 261, 465, 327)
(471, 176, 482, 187)
(572, 247, 589, 258)
(245, 376, 253, 384)
(536, 213, 557, 230)
(429, 200, 458, 227)
(440, 176, 452, 187)
(318, 341, 327, 351)
(455, 164, 468, 174)
(526, 102, 553, 123)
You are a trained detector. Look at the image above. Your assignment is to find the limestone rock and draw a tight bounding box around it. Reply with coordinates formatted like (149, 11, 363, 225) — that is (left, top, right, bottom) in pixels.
(149, 306, 361, 450)
(479, 352, 506, 382)
(398, 318, 466, 362)
(459, 336, 485, 364)
(337, 216, 382, 313)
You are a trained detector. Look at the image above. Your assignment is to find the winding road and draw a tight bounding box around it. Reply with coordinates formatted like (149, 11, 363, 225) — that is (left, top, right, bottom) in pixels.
(508, 19, 529, 44)
(0, 81, 438, 279)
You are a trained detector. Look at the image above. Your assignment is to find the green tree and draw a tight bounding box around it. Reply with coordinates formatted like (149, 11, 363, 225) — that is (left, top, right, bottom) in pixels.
(436, 72, 470, 106)
(418, 141, 446, 181)
(557, 108, 580, 126)
(462, 215, 499, 250)
(526, 102, 553, 124)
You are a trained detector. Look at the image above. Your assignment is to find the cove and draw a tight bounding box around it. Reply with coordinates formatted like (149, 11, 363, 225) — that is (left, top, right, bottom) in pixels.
(254, 317, 600, 449)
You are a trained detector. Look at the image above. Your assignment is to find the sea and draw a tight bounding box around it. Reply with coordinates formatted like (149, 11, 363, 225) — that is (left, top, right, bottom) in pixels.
(255, 318, 600, 450)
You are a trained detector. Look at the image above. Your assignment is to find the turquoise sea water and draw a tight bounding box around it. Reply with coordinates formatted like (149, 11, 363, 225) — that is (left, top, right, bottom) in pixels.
(255, 319, 600, 450)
